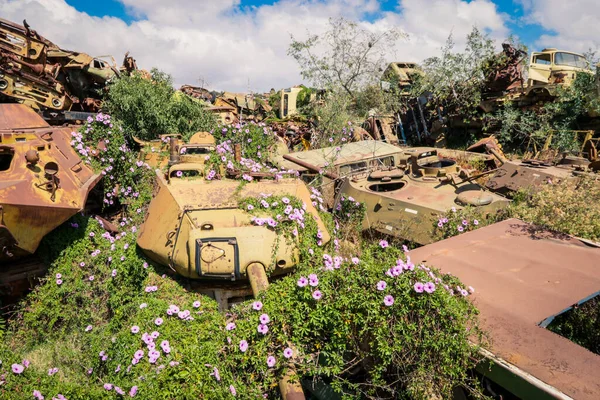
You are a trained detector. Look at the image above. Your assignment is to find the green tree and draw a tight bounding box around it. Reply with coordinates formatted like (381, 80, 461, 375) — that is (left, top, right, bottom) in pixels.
(288, 17, 404, 98)
(411, 27, 501, 122)
(104, 68, 217, 141)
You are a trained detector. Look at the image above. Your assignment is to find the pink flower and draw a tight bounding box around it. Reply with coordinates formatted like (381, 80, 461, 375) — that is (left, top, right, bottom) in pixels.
(468, 286, 475, 293)
(115, 387, 125, 395)
(154, 318, 163, 326)
(85, 325, 93, 332)
(239, 340, 248, 352)
(383, 295, 394, 306)
(111, 269, 117, 277)
(104, 383, 113, 390)
(11, 364, 24, 374)
(226, 322, 236, 331)
(414, 282, 424, 293)
(150, 331, 160, 339)
(376, 281, 387, 291)
(297, 276, 308, 287)
(283, 348, 293, 359)
(55, 273, 62, 279)
(308, 274, 318, 287)
(267, 356, 276, 368)
(252, 301, 263, 311)
(230, 385, 237, 396)
(379, 240, 389, 248)
(351, 257, 360, 265)
(131, 325, 140, 334)
(312, 290, 322, 300)
(424, 282, 436, 293)
(193, 300, 201, 308)
(129, 386, 138, 397)
(56, 279, 62, 285)
(33, 390, 44, 400)
(259, 314, 270, 324)
(258, 324, 269, 335)
(473, 220, 479, 226)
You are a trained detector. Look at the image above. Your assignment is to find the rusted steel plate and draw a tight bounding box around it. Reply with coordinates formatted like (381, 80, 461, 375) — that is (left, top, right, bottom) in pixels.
(0, 103, 48, 130)
(0, 104, 100, 260)
(409, 219, 600, 400)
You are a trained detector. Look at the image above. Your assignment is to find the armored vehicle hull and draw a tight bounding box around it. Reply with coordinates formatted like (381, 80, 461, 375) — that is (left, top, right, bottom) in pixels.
(338, 149, 509, 244)
(0, 104, 100, 260)
(137, 171, 330, 282)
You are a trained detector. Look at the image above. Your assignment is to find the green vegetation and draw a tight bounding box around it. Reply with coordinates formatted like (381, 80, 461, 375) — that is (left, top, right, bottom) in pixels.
(489, 72, 600, 152)
(547, 296, 600, 356)
(104, 69, 218, 142)
(434, 178, 600, 243)
(0, 118, 487, 398)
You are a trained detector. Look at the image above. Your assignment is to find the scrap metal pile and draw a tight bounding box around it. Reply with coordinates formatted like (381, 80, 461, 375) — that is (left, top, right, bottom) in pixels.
(0, 18, 139, 122)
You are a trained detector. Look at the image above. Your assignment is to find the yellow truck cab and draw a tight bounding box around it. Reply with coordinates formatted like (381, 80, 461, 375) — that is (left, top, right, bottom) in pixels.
(528, 49, 592, 88)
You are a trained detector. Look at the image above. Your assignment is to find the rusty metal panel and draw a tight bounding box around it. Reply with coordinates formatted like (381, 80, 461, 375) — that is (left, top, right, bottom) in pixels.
(284, 141, 401, 170)
(0, 104, 100, 260)
(409, 219, 600, 400)
(0, 103, 47, 129)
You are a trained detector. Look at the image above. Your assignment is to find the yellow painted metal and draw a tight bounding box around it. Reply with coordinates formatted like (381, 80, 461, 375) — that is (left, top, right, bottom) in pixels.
(137, 171, 330, 281)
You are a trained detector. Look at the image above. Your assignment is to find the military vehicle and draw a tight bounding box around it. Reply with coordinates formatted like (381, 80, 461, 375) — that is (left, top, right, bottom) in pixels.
(0, 104, 100, 261)
(335, 148, 510, 244)
(137, 148, 331, 297)
(135, 131, 216, 169)
(0, 18, 138, 121)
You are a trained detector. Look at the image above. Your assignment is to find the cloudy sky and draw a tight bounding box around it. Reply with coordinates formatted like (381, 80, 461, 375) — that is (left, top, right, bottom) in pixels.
(1, 0, 598, 92)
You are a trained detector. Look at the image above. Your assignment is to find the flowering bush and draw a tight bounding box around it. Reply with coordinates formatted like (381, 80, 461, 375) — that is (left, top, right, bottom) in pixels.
(204, 122, 299, 181)
(432, 206, 487, 240)
(71, 113, 153, 210)
(0, 161, 484, 398)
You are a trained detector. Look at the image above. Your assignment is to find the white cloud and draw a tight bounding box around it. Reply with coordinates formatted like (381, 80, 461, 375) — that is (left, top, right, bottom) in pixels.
(517, 0, 600, 54)
(0, 0, 511, 92)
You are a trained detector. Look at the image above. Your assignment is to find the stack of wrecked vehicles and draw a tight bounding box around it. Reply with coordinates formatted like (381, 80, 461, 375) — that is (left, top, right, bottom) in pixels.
(278, 140, 509, 244)
(0, 17, 142, 122)
(0, 104, 100, 299)
(136, 134, 331, 309)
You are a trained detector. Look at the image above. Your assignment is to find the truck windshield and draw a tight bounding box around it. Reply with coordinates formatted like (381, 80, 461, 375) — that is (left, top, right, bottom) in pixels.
(554, 52, 588, 69)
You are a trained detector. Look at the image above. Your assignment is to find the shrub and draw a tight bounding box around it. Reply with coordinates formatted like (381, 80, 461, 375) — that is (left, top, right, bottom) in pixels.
(0, 187, 485, 399)
(104, 69, 217, 141)
(511, 178, 600, 242)
(70, 113, 153, 210)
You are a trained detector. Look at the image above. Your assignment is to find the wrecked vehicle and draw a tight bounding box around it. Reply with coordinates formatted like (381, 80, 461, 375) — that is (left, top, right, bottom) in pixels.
(0, 18, 136, 121)
(278, 140, 406, 208)
(0, 104, 100, 260)
(214, 92, 272, 122)
(470, 132, 600, 196)
(135, 131, 216, 169)
(410, 218, 600, 400)
(137, 148, 330, 298)
(336, 148, 510, 244)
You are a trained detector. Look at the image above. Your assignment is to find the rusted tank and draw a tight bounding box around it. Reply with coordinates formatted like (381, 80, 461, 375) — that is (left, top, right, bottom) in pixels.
(337, 148, 509, 244)
(137, 160, 330, 288)
(135, 132, 216, 169)
(0, 104, 100, 260)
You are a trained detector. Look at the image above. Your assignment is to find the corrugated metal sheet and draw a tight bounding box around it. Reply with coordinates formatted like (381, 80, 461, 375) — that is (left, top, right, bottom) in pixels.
(409, 219, 600, 400)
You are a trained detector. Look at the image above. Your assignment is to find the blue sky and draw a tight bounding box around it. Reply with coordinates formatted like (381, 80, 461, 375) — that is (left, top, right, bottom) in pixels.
(64, 0, 554, 50)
